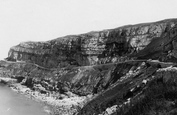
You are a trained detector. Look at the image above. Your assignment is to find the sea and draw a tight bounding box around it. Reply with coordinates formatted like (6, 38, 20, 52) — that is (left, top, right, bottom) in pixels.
(0, 83, 48, 115)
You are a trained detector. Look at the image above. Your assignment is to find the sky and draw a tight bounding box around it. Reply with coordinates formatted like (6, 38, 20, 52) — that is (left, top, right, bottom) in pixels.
(0, 0, 177, 59)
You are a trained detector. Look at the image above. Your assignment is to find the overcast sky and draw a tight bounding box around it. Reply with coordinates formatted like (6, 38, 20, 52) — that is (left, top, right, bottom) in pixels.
(0, 0, 177, 59)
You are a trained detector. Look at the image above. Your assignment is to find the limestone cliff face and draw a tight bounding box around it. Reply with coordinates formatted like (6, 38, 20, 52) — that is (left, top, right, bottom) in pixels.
(0, 60, 144, 96)
(78, 62, 177, 115)
(3, 18, 177, 115)
(7, 19, 177, 68)
(1, 59, 177, 115)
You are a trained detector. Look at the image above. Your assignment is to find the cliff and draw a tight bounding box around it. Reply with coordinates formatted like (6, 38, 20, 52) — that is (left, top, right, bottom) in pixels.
(78, 61, 177, 115)
(7, 19, 177, 68)
(1, 18, 177, 115)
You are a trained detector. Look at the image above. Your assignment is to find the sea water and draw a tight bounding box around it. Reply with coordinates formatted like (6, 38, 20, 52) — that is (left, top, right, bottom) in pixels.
(0, 83, 48, 115)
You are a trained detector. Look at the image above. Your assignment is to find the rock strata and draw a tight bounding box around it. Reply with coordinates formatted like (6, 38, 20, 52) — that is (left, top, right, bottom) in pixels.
(1, 18, 177, 115)
(7, 19, 177, 68)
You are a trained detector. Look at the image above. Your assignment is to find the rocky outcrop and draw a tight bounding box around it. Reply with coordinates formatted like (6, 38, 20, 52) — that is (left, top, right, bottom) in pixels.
(2, 60, 177, 115)
(2, 18, 177, 115)
(7, 19, 177, 68)
(78, 62, 177, 115)
(0, 60, 145, 96)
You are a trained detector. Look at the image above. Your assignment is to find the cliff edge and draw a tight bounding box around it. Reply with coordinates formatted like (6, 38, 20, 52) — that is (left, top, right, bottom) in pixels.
(7, 19, 177, 68)
(2, 18, 177, 115)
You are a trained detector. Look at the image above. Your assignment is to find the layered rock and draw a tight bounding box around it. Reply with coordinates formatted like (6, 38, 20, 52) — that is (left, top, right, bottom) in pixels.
(2, 60, 177, 115)
(7, 19, 177, 68)
(3, 18, 177, 115)
(78, 62, 177, 115)
(0, 60, 144, 96)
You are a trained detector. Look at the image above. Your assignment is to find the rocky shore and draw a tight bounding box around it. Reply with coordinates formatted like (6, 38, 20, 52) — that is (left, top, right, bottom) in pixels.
(1, 18, 177, 115)
(0, 77, 91, 115)
(12, 84, 88, 115)
(0, 77, 17, 84)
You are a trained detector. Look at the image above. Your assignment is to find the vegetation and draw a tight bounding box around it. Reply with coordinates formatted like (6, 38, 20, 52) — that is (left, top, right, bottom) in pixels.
(117, 77, 177, 115)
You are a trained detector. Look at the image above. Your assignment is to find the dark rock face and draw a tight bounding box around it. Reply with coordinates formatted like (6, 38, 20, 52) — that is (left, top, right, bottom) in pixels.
(77, 61, 177, 115)
(0, 60, 143, 96)
(2, 18, 177, 115)
(7, 19, 177, 68)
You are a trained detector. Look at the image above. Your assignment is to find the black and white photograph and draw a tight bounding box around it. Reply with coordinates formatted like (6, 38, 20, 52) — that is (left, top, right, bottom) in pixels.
(0, 0, 177, 115)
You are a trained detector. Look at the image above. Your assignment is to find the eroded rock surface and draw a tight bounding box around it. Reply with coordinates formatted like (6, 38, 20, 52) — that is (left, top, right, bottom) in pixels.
(7, 19, 177, 68)
(1, 19, 177, 115)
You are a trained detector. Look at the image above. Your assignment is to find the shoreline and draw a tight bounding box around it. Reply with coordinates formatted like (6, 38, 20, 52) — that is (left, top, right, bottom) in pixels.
(0, 77, 91, 115)
(10, 83, 87, 115)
